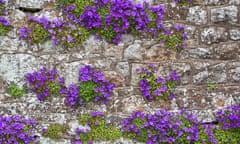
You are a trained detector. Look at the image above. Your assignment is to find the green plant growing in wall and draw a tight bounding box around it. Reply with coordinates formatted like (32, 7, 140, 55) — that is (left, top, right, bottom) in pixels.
(72, 112, 122, 143)
(207, 82, 216, 90)
(42, 123, 68, 140)
(7, 83, 27, 98)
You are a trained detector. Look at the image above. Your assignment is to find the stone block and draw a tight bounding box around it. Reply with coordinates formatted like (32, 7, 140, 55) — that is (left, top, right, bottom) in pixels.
(211, 5, 238, 24)
(124, 41, 143, 61)
(214, 43, 239, 60)
(204, 0, 229, 5)
(16, 0, 44, 10)
(201, 27, 228, 45)
(186, 6, 207, 25)
(229, 29, 240, 40)
(228, 62, 240, 83)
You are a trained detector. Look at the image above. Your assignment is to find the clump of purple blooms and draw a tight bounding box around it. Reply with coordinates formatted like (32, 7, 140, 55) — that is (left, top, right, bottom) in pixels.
(136, 64, 179, 101)
(0, 0, 11, 34)
(19, 0, 188, 50)
(216, 105, 240, 130)
(25, 67, 65, 101)
(0, 115, 39, 144)
(19, 14, 90, 47)
(64, 65, 115, 107)
(122, 109, 201, 143)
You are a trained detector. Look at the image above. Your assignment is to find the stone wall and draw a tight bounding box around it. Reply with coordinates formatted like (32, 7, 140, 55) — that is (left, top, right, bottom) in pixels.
(0, 0, 240, 143)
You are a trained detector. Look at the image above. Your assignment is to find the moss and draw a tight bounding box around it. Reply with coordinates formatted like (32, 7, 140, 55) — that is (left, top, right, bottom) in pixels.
(214, 128, 240, 144)
(42, 123, 68, 140)
(77, 114, 122, 143)
(7, 83, 27, 98)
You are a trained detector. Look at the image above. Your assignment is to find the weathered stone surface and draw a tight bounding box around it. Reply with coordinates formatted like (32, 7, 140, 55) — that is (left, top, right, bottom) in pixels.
(145, 43, 176, 61)
(9, 9, 26, 28)
(201, 27, 228, 45)
(170, 63, 192, 84)
(211, 5, 238, 24)
(229, 29, 240, 40)
(181, 47, 214, 59)
(228, 62, 240, 83)
(229, 0, 240, 4)
(186, 6, 207, 25)
(204, 0, 229, 5)
(193, 63, 227, 84)
(0, 54, 38, 86)
(0, 36, 18, 51)
(104, 71, 125, 87)
(115, 62, 130, 76)
(215, 43, 239, 60)
(16, 0, 44, 9)
(124, 41, 143, 60)
(83, 35, 105, 53)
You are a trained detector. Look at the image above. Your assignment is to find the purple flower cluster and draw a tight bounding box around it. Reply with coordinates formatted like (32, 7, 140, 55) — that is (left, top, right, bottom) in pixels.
(122, 109, 200, 143)
(216, 105, 240, 130)
(0, 0, 11, 34)
(25, 67, 65, 101)
(136, 64, 179, 101)
(0, 115, 39, 144)
(64, 65, 115, 107)
(19, 14, 89, 47)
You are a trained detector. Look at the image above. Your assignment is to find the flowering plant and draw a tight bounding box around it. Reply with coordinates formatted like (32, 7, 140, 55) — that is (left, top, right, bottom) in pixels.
(64, 65, 115, 107)
(19, 15, 89, 47)
(216, 105, 240, 130)
(19, 0, 188, 50)
(136, 64, 179, 101)
(0, 115, 39, 144)
(122, 109, 203, 143)
(0, 0, 10, 35)
(71, 111, 122, 144)
(25, 67, 65, 101)
(158, 25, 187, 51)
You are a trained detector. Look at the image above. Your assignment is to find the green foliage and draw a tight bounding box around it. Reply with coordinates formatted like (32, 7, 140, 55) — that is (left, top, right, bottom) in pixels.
(42, 123, 68, 140)
(123, 118, 148, 142)
(158, 29, 186, 51)
(0, 24, 10, 35)
(214, 128, 240, 144)
(27, 22, 49, 44)
(176, 0, 194, 5)
(208, 82, 216, 90)
(79, 81, 98, 103)
(77, 114, 122, 142)
(57, 0, 94, 17)
(7, 83, 27, 98)
(47, 82, 62, 96)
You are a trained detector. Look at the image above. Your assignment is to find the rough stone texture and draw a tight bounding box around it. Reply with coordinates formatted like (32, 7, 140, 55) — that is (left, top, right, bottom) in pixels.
(201, 27, 228, 45)
(186, 6, 207, 25)
(210, 5, 238, 24)
(0, 0, 240, 143)
(229, 29, 240, 40)
(16, 0, 44, 9)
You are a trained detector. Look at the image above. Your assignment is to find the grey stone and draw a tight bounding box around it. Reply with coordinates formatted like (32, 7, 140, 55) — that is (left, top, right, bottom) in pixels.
(186, 6, 207, 25)
(193, 71, 209, 84)
(204, 0, 229, 5)
(124, 42, 143, 60)
(215, 43, 239, 60)
(211, 5, 238, 24)
(201, 27, 228, 44)
(229, 67, 240, 82)
(115, 62, 130, 76)
(229, 29, 240, 40)
(171, 63, 192, 84)
(83, 35, 105, 53)
(16, 0, 44, 9)
(229, 0, 240, 4)
(0, 36, 18, 51)
(188, 47, 214, 59)
(0, 54, 38, 86)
